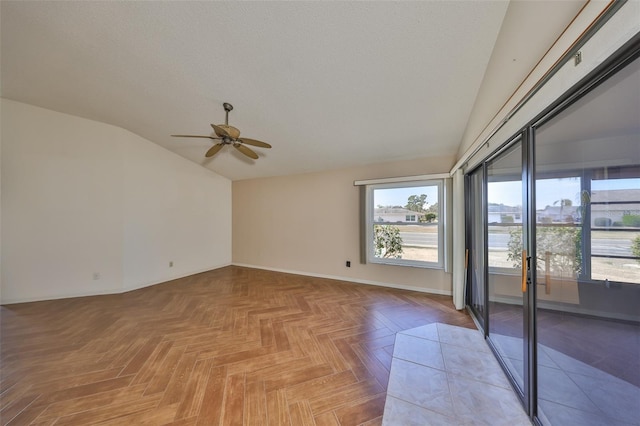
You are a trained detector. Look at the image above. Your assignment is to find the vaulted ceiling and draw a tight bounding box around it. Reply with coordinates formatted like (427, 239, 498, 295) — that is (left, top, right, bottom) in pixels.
(1, 1, 585, 181)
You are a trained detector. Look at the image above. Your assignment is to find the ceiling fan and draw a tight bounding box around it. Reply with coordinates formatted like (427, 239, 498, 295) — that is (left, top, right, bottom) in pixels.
(172, 103, 271, 159)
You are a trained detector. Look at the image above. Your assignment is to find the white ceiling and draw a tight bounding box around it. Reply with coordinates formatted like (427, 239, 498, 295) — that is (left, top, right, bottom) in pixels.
(0, 1, 582, 181)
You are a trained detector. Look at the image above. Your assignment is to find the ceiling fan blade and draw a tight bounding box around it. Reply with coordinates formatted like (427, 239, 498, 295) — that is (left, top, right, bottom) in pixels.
(211, 124, 230, 138)
(239, 138, 272, 149)
(205, 143, 224, 158)
(171, 134, 220, 140)
(233, 143, 258, 159)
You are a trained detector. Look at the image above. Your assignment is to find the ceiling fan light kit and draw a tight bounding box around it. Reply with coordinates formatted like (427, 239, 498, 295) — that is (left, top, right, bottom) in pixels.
(172, 103, 271, 159)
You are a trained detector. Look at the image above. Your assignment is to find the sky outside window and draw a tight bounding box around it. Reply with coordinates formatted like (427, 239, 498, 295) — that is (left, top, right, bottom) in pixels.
(374, 186, 438, 208)
(488, 178, 581, 208)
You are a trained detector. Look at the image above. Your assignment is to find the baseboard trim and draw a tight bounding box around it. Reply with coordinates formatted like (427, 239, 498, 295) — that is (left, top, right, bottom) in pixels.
(121, 262, 232, 292)
(231, 263, 453, 296)
(2, 262, 453, 305)
(1, 287, 126, 305)
(1, 262, 232, 305)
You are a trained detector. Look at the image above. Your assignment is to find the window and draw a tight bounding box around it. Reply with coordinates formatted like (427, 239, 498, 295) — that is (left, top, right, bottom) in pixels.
(586, 169, 640, 284)
(364, 179, 445, 268)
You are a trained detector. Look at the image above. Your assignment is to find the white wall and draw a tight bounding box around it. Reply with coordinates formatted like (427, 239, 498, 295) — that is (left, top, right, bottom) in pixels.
(456, 1, 640, 173)
(457, 0, 588, 160)
(233, 156, 455, 295)
(122, 136, 231, 291)
(0, 99, 231, 303)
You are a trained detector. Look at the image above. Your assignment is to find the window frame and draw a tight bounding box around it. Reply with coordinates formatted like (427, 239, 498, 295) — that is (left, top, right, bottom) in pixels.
(365, 179, 445, 269)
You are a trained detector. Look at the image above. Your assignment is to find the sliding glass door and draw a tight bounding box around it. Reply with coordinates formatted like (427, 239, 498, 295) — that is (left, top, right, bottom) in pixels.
(465, 43, 639, 425)
(533, 53, 640, 426)
(485, 139, 527, 395)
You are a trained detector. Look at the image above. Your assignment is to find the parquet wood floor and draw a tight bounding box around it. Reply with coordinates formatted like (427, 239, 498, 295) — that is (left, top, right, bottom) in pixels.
(0, 266, 474, 425)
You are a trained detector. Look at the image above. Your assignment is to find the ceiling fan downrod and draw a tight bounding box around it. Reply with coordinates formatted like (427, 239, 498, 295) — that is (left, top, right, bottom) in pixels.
(223, 102, 233, 126)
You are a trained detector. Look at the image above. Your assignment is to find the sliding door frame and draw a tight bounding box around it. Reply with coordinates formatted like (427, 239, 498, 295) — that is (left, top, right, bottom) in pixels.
(464, 32, 640, 426)
(523, 125, 537, 419)
(464, 164, 488, 333)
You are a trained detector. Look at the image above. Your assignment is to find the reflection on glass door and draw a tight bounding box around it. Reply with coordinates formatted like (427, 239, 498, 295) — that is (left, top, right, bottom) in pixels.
(486, 140, 526, 394)
(533, 55, 640, 425)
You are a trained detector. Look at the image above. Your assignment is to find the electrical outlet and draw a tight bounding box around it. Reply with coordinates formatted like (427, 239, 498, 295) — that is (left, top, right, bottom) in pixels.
(169, 261, 174, 267)
(346, 261, 351, 267)
(93, 272, 100, 280)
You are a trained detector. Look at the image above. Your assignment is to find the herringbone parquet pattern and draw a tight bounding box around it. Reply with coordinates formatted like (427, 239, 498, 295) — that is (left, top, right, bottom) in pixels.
(1, 266, 474, 425)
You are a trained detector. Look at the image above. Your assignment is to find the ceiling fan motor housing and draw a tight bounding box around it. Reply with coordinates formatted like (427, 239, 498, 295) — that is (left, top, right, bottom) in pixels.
(218, 125, 241, 139)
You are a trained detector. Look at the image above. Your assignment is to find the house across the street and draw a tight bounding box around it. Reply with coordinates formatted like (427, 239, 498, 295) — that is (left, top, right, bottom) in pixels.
(374, 208, 423, 223)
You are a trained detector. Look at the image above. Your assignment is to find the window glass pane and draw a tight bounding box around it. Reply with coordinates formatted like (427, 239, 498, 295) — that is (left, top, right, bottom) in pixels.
(534, 55, 639, 426)
(487, 141, 525, 392)
(590, 175, 640, 283)
(369, 182, 442, 266)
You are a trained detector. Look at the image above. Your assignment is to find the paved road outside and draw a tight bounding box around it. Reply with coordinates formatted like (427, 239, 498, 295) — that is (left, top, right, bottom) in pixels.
(398, 228, 636, 257)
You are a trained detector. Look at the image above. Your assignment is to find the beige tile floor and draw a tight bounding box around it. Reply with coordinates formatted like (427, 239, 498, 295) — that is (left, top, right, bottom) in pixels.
(492, 334, 640, 426)
(382, 323, 532, 425)
(383, 323, 640, 425)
